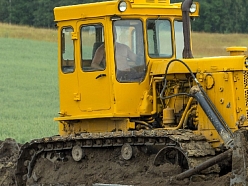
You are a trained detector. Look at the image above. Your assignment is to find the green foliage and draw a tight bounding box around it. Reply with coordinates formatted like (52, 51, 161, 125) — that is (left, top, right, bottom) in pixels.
(172, 0, 248, 33)
(0, 0, 104, 28)
(0, 37, 59, 143)
(0, 0, 9, 23)
(0, 0, 247, 33)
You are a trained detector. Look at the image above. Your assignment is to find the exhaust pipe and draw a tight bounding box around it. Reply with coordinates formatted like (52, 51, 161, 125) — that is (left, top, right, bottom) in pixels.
(182, 0, 193, 59)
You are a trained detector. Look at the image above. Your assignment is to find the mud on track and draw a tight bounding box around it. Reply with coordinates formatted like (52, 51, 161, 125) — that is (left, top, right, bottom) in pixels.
(0, 138, 230, 186)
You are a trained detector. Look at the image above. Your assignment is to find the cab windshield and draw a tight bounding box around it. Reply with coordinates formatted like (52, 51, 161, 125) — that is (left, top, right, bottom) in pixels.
(113, 20, 146, 82)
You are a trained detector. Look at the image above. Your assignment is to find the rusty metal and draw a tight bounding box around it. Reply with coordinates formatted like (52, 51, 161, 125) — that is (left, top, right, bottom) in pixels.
(175, 149, 232, 180)
(153, 146, 189, 171)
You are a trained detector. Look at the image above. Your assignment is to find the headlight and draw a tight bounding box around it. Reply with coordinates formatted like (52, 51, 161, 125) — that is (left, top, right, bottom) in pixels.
(118, 1, 127, 12)
(190, 3, 197, 13)
(245, 58, 248, 68)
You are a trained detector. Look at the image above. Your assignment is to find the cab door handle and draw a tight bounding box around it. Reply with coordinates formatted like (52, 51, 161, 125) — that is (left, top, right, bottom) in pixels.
(96, 74, 106, 79)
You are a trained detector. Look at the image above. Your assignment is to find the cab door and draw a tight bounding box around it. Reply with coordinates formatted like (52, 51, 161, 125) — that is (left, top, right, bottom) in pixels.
(77, 20, 112, 112)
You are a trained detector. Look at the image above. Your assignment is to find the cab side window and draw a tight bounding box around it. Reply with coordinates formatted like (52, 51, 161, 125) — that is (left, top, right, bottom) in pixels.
(174, 20, 183, 59)
(147, 19, 173, 58)
(61, 27, 75, 73)
(81, 24, 105, 71)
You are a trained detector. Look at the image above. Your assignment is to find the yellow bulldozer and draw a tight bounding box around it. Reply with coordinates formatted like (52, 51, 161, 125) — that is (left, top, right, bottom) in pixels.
(15, 0, 248, 185)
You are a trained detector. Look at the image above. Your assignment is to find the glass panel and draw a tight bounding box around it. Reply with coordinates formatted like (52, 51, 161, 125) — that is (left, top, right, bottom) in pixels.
(147, 19, 172, 58)
(81, 24, 105, 71)
(113, 20, 146, 82)
(61, 27, 75, 73)
(174, 20, 184, 59)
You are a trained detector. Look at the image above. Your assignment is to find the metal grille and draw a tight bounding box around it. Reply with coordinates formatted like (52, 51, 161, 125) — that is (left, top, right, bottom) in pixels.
(244, 71, 248, 110)
(245, 90, 248, 107)
(243, 71, 248, 88)
(244, 71, 248, 119)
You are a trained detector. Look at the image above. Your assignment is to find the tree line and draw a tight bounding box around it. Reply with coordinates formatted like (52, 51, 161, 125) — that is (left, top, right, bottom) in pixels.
(0, 0, 247, 33)
(0, 0, 102, 28)
(172, 0, 248, 33)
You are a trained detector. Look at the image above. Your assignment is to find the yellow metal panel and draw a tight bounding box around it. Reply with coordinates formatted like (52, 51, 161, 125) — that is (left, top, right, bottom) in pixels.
(76, 19, 113, 113)
(58, 118, 135, 136)
(113, 79, 150, 116)
(78, 70, 112, 111)
(195, 71, 248, 147)
(132, 0, 170, 5)
(226, 47, 247, 56)
(197, 72, 238, 130)
(150, 56, 247, 75)
(54, 1, 118, 21)
(59, 71, 81, 116)
(57, 21, 83, 117)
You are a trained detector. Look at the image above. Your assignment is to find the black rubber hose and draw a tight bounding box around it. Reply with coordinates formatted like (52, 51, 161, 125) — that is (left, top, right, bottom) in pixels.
(159, 58, 199, 100)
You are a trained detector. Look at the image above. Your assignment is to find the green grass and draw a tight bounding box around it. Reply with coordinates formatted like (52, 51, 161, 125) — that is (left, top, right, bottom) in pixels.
(0, 37, 58, 143)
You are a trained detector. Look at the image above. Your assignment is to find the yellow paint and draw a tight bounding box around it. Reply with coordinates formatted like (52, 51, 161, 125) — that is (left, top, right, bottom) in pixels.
(54, 0, 248, 150)
(226, 47, 247, 56)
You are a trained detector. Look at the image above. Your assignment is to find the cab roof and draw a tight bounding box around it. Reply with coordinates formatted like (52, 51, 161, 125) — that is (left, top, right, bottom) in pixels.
(53, 0, 188, 22)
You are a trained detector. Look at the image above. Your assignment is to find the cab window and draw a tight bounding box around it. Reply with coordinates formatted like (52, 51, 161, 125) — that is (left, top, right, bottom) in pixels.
(113, 20, 146, 82)
(81, 24, 105, 71)
(147, 19, 173, 58)
(61, 27, 75, 73)
(174, 20, 184, 59)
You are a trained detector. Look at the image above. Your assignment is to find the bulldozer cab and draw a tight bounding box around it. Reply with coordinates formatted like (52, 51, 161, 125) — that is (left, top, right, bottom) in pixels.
(59, 19, 148, 115)
(54, 0, 199, 121)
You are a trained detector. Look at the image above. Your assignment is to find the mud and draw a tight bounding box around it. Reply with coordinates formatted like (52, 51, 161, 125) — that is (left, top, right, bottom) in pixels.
(0, 138, 231, 186)
(0, 138, 20, 185)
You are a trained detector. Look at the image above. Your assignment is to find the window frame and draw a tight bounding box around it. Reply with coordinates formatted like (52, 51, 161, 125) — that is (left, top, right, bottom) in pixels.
(113, 19, 147, 83)
(80, 23, 106, 72)
(174, 19, 184, 59)
(146, 18, 173, 58)
(61, 26, 75, 74)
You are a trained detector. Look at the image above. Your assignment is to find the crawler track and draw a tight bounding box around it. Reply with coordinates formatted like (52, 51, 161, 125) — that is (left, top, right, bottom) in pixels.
(16, 129, 218, 185)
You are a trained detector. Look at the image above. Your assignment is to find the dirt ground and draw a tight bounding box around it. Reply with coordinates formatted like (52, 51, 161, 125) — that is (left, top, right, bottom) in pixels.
(0, 138, 231, 186)
(0, 138, 20, 185)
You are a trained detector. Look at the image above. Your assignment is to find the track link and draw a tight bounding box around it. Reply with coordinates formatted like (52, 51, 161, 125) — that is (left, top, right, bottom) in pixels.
(15, 129, 218, 185)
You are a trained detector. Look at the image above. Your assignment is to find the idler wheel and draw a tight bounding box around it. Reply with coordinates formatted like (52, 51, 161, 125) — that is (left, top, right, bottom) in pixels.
(72, 145, 84, 161)
(121, 143, 133, 160)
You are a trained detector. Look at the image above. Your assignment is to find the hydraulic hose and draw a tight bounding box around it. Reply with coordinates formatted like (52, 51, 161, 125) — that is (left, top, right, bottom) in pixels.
(159, 59, 199, 100)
